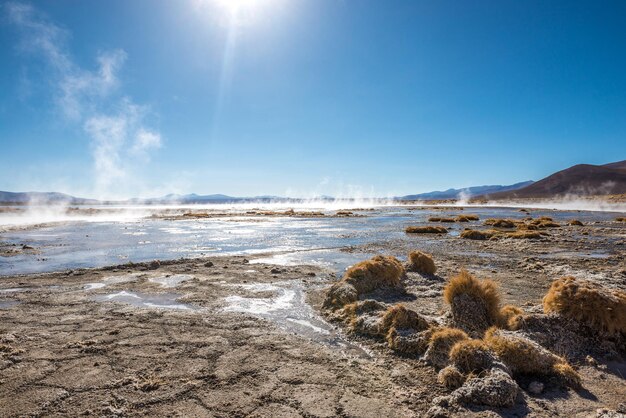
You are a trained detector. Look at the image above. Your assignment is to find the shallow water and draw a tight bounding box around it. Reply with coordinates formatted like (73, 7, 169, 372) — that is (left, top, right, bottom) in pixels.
(94, 290, 195, 310)
(0, 207, 621, 276)
(221, 280, 371, 357)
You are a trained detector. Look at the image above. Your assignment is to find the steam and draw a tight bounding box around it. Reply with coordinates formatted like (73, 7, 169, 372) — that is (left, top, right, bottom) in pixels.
(5, 2, 162, 199)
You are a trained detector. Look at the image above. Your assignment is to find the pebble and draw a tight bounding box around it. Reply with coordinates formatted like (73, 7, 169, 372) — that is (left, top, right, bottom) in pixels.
(528, 381, 544, 395)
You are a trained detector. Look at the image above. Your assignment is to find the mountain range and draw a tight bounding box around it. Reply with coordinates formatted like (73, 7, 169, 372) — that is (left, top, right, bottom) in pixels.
(1, 159, 624, 204)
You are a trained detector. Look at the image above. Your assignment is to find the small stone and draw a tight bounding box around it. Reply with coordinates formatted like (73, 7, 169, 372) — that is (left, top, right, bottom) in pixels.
(270, 268, 281, 274)
(528, 381, 544, 395)
(204, 261, 214, 267)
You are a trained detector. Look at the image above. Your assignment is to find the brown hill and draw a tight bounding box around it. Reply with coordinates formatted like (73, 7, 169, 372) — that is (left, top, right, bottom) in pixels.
(483, 160, 626, 199)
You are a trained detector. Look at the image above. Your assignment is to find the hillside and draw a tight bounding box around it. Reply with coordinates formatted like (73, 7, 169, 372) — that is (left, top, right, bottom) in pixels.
(484, 160, 626, 199)
(399, 181, 534, 200)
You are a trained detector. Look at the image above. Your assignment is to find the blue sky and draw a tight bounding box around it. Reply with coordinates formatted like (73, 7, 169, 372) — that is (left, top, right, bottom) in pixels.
(1, 0, 625, 199)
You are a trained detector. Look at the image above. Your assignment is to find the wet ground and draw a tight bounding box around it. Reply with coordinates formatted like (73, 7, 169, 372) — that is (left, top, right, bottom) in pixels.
(1, 205, 625, 416)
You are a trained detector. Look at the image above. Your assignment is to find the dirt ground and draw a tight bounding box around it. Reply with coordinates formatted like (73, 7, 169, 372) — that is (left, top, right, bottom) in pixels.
(1, 212, 625, 417)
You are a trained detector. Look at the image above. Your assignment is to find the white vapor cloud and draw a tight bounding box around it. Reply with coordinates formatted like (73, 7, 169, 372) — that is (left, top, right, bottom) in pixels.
(5, 2, 162, 199)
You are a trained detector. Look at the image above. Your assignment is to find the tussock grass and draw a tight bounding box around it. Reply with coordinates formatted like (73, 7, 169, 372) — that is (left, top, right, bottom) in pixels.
(484, 219, 518, 228)
(616, 217, 626, 222)
(428, 217, 456, 222)
(456, 214, 480, 222)
(506, 230, 542, 239)
(444, 270, 501, 326)
(543, 276, 626, 336)
(380, 304, 429, 334)
(438, 365, 466, 389)
(407, 250, 437, 275)
(460, 229, 499, 240)
(449, 339, 497, 374)
(497, 305, 524, 329)
(568, 220, 584, 226)
(424, 327, 470, 368)
(484, 328, 581, 388)
(406, 226, 448, 234)
(324, 255, 405, 309)
(530, 218, 560, 228)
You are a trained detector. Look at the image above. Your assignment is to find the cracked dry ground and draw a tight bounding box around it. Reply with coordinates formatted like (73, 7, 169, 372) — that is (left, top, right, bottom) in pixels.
(0, 258, 440, 417)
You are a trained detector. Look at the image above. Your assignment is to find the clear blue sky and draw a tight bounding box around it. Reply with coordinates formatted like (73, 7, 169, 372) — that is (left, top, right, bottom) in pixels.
(1, 0, 625, 199)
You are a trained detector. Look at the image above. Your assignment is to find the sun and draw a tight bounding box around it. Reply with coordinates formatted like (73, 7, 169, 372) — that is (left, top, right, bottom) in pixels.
(212, 0, 264, 26)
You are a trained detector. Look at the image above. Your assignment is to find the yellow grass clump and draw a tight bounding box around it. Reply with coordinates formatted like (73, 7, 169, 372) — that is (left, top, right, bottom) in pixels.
(405, 226, 448, 234)
(484, 219, 517, 228)
(484, 328, 581, 388)
(506, 230, 542, 239)
(543, 276, 626, 336)
(449, 339, 497, 374)
(456, 214, 480, 222)
(460, 229, 499, 240)
(380, 304, 429, 335)
(497, 305, 524, 329)
(444, 270, 501, 325)
(344, 255, 405, 290)
(424, 327, 470, 368)
(530, 218, 560, 228)
(323, 255, 405, 309)
(407, 250, 437, 275)
(438, 365, 466, 389)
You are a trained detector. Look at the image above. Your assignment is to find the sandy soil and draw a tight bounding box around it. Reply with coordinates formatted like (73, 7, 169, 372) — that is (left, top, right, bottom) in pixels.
(1, 212, 625, 417)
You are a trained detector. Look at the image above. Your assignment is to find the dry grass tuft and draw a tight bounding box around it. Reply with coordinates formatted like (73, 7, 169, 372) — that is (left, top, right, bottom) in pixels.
(506, 230, 542, 239)
(424, 327, 469, 368)
(344, 255, 405, 291)
(380, 304, 429, 334)
(484, 328, 581, 388)
(324, 256, 405, 309)
(407, 250, 437, 275)
(530, 218, 560, 228)
(456, 214, 480, 222)
(484, 218, 518, 228)
(616, 217, 626, 222)
(552, 362, 582, 389)
(444, 270, 501, 329)
(543, 276, 626, 336)
(497, 305, 524, 329)
(460, 229, 499, 240)
(406, 226, 448, 234)
(438, 365, 466, 389)
(449, 339, 497, 374)
(568, 220, 584, 226)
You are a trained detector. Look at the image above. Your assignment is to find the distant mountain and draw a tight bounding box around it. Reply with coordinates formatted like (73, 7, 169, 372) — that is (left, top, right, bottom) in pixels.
(398, 181, 534, 200)
(0, 191, 98, 204)
(484, 160, 626, 199)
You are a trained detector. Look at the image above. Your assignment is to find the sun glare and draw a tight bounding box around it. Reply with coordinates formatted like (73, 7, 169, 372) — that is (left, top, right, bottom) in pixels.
(210, 0, 266, 26)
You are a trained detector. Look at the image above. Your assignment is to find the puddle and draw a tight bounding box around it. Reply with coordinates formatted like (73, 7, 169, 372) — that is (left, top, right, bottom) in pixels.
(148, 274, 193, 288)
(539, 251, 610, 260)
(94, 290, 195, 310)
(0, 300, 19, 309)
(250, 249, 374, 276)
(221, 281, 370, 357)
(0, 287, 31, 293)
(82, 273, 141, 291)
(84, 283, 107, 290)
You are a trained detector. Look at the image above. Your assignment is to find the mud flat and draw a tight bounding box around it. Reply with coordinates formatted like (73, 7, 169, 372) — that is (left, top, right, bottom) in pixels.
(0, 257, 426, 417)
(1, 210, 625, 417)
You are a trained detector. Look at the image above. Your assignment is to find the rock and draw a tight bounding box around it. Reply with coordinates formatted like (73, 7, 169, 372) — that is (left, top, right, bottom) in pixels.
(451, 368, 518, 407)
(204, 261, 214, 267)
(528, 381, 544, 395)
(270, 268, 282, 274)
